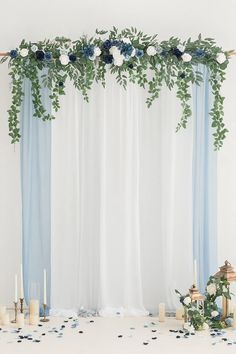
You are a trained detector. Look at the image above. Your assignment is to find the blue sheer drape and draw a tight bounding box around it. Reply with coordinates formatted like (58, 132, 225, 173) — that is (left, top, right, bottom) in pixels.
(192, 64, 217, 292)
(20, 76, 51, 312)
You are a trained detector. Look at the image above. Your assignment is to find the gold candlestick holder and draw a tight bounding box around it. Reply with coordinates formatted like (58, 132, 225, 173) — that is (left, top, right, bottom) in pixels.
(40, 304, 49, 322)
(19, 298, 24, 314)
(11, 301, 18, 323)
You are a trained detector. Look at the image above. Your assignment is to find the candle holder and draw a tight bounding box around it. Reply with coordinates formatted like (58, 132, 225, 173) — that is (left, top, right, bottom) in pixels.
(11, 301, 18, 323)
(19, 298, 24, 314)
(40, 304, 49, 322)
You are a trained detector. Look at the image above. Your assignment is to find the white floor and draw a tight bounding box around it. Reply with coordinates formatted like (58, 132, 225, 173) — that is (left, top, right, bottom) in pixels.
(1, 316, 236, 354)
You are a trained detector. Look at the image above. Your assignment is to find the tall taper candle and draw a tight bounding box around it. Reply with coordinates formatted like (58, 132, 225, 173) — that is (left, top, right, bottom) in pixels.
(20, 264, 24, 299)
(158, 303, 165, 322)
(193, 259, 197, 287)
(43, 269, 47, 305)
(14, 274, 18, 303)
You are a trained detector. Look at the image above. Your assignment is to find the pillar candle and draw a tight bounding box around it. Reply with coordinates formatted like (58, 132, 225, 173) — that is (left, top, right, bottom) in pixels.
(20, 264, 24, 299)
(43, 269, 47, 305)
(1, 313, 10, 326)
(233, 305, 236, 329)
(29, 314, 39, 325)
(14, 274, 18, 303)
(17, 313, 25, 327)
(158, 303, 165, 322)
(29, 300, 39, 316)
(176, 307, 184, 320)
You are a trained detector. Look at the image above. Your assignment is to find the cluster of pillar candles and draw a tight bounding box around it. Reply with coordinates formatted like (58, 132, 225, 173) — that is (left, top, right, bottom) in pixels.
(0, 265, 48, 327)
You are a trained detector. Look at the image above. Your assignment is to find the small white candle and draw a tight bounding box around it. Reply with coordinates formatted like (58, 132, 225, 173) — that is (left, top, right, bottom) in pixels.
(193, 259, 197, 287)
(14, 274, 18, 303)
(29, 314, 39, 325)
(43, 269, 47, 305)
(16, 313, 25, 328)
(176, 307, 184, 320)
(20, 264, 24, 299)
(158, 303, 165, 322)
(233, 305, 236, 329)
(29, 300, 39, 316)
(1, 313, 10, 326)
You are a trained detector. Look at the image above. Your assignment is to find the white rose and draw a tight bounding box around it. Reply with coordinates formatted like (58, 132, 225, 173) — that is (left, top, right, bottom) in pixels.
(109, 46, 120, 57)
(182, 53, 192, 62)
(222, 286, 227, 293)
(59, 54, 69, 65)
(131, 48, 136, 57)
(122, 37, 131, 44)
(183, 296, 191, 306)
(31, 45, 38, 53)
(20, 48, 29, 57)
(202, 323, 209, 330)
(177, 44, 185, 52)
(211, 310, 219, 318)
(216, 53, 226, 64)
(146, 46, 157, 56)
(113, 55, 124, 67)
(94, 47, 101, 57)
(207, 283, 216, 296)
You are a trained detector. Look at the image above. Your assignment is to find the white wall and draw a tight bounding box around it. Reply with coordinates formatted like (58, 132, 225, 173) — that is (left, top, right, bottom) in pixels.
(1, 0, 236, 305)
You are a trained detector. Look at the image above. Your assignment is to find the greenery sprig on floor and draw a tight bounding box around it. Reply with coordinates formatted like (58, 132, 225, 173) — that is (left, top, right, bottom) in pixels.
(0, 27, 230, 147)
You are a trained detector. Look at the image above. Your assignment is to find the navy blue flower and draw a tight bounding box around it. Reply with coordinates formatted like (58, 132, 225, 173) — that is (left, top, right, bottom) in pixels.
(161, 50, 168, 57)
(69, 53, 77, 62)
(58, 81, 64, 87)
(135, 49, 144, 58)
(103, 40, 112, 51)
(172, 47, 183, 58)
(194, 48, 206, 57)
(10, 49, 18, 58)
(120, 43, 133, 57)
(35, 50, 45, 61)
(45, 52, 52, 60)
(128, 63, 134, 69)
(179, 72, 186, 79)
(111, 40, 119, 47)
(103, 54, 113, 64)
(82, 45, 94, 59)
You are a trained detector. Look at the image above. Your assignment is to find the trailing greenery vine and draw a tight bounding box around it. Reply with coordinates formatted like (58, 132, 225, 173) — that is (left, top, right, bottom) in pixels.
(0, 27, 230, 147)
(176, 276, 233, 330)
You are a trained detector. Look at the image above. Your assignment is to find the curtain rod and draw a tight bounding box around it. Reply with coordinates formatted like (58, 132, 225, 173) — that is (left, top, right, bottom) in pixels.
(0, 51, 236, 57)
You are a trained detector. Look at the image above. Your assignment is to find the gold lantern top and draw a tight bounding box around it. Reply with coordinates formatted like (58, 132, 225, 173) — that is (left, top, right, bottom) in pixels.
(214, 260, 236, 282)
(189, 285, 205, 301)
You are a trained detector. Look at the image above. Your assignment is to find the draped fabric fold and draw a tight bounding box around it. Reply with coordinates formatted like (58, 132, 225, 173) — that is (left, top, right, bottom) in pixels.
(19, 66, 217, 315)
(51, 77, 193, 314)
(192, 64, 217, 292)
(20, 76, 51, 311)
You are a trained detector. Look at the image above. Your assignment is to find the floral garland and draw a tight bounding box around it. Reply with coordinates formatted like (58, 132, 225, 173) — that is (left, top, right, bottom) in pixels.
(176, 276, 232, 330)
(0, 27, 230, 147)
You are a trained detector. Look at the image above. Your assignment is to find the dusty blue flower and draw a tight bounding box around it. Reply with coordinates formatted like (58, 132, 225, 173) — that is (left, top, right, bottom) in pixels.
(195, 48, 206, 57)
(120, 43, 133, 57)
(45, 52, 52, 60)
(10, 49, 18, 58)
(82, 45, 94, 59)
(135, 49, 144, 58)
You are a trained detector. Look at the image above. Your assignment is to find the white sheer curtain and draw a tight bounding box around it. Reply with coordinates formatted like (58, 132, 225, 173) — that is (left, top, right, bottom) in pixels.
(51, 75, 193, 316)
